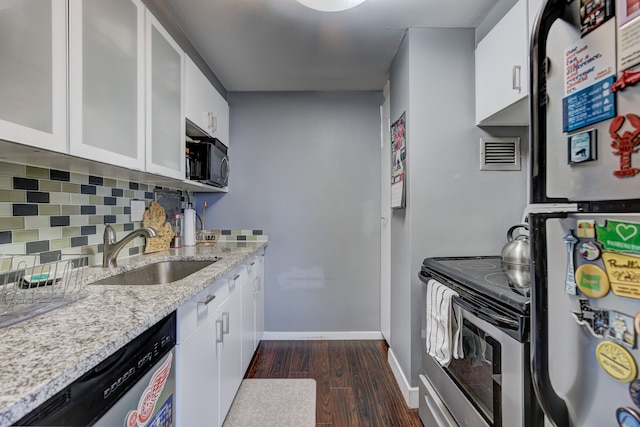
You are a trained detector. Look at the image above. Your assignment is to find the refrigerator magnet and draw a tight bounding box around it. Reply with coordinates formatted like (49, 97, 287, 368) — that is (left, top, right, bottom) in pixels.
(596, 220, 640, 253)
(579, 241, 601, 260)
(602, 252, 640, 299)
(610, 114, 640, 178)
(568, 129, 597, 164)
(596, 341, 637, 382)
(571, 299, 609, 338)
(576, 263, 611, 298)
(635, 312, 640, 336)
(630, 379, 640, 410)
(607, 310, 638, 349)
(617, 407, 640, 427)
(564, 230, 579, 295)
(577, 219, 596, 238)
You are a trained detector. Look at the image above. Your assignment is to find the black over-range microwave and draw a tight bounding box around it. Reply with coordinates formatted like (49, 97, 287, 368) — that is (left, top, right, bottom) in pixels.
(186, 136, 229, 187)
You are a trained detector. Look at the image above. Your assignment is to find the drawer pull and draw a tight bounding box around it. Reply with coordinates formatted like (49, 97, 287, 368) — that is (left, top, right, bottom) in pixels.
(198, 294, 216, 306)
(233, 274, 240, 281)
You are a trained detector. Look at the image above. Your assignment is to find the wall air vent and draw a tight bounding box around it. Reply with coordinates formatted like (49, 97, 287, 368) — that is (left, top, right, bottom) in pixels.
(479, 137, 521, 171)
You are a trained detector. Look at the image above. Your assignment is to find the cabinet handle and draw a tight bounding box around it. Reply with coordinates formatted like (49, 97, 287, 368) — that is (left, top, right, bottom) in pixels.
(198, 294, 216, 306)
(216, 320, 223, 343)
(229, 274, 240, 290)
(222, 312, 230, 334)
(250, 261, 255, 266)
(512, 65, 522, 92)
(207, 112, 217, 132)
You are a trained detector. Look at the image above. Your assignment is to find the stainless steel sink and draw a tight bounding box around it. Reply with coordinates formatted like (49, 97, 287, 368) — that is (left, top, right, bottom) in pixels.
(90, 260, 218, 285)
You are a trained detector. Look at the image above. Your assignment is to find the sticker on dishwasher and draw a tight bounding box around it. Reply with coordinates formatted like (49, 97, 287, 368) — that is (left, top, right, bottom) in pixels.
(126, 352, 173, 427)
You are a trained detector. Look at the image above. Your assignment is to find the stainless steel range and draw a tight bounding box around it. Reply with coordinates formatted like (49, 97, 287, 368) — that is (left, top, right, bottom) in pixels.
(418, 256, 542, 427)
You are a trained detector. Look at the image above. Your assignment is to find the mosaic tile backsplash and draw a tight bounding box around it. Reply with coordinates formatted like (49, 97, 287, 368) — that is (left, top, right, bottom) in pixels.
(0, 161, 186, 267)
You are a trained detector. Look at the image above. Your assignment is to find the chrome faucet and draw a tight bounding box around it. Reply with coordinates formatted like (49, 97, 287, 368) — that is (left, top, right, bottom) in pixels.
(102, 224, 157, 268)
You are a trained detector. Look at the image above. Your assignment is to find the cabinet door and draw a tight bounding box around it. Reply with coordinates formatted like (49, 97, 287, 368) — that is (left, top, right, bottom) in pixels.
(176, 312, 220, 427)
(185, 57, 230, 146)
(218, 276, 243, 424)
(241, 260, 256, 373)
(210, 85, 230, 147)
(145, 10, 185, 179)
(0, 0, 67, 152)
(254, 252, 265, 348)
(475, 0, 528, 124)
(69, 0, 145, 170)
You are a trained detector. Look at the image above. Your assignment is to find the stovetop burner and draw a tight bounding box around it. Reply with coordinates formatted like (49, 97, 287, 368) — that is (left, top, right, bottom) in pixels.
(421, 256, 530, 315)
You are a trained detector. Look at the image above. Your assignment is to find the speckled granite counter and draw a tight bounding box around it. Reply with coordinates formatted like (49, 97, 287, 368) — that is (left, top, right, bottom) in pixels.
(0, 241, 267, 427)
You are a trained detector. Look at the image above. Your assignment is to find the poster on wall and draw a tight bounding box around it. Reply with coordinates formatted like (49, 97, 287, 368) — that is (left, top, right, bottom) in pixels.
(391, 112, 406, 209)
(563, 20, 617, 132)
(580, 0, 615, 37)
(617, 0, 640, 70)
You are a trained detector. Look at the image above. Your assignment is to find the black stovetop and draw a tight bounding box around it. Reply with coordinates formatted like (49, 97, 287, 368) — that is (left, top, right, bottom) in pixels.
(420, 256, 530, 315)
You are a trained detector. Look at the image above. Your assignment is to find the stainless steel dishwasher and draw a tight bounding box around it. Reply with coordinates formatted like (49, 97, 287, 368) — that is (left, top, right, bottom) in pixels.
(14, 312, 176, 427)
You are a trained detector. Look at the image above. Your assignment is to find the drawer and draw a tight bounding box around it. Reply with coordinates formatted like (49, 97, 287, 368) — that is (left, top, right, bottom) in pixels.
(177, 279, 229, 343)
(419, 374, 459, 427)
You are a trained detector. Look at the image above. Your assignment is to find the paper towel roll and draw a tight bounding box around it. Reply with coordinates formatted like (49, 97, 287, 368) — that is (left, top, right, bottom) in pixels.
(183, 207, 196, 246)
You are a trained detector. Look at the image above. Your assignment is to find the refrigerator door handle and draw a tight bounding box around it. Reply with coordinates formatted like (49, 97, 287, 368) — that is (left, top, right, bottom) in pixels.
(452, 296, 519, 331)
(530, 215, 570, 427)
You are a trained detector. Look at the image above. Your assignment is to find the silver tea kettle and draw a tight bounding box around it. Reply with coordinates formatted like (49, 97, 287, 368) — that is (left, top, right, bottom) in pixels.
(500, 224, 531, 287)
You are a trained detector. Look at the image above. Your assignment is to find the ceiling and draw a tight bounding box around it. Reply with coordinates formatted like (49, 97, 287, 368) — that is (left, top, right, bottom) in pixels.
(160, 0, 502, 92)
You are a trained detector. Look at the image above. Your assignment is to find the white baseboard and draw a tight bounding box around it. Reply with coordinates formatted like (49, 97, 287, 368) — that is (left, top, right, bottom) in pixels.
(261, 331, 384, 340)
(387, 348, 419, 409)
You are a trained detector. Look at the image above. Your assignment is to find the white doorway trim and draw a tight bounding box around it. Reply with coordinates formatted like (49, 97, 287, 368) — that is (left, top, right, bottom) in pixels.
(380, 81, 391, 343)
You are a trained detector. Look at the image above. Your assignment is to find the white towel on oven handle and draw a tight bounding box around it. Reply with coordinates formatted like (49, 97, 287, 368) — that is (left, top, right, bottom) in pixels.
(426, 279, 464, 366)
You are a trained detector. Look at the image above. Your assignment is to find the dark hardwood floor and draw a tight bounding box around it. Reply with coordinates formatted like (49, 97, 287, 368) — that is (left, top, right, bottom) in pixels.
(245, 340, 423, 427)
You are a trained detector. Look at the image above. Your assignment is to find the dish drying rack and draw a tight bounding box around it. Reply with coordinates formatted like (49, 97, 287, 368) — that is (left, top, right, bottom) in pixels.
(0, 254, 89, 329)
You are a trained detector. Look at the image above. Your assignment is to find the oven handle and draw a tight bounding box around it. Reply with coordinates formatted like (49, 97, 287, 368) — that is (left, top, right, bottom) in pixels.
(452, 295, 519, 331)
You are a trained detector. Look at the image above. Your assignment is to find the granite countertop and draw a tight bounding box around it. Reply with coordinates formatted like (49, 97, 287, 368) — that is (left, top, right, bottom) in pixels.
(0, 241, 267, 427)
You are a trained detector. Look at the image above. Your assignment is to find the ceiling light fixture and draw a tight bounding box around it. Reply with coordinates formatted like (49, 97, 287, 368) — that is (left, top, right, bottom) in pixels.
(295, 0, 368, 12)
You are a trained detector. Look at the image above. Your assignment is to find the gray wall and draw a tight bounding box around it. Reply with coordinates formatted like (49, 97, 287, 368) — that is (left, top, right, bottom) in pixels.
(388, 28, 529, 388)
(197, 91, 383, 333)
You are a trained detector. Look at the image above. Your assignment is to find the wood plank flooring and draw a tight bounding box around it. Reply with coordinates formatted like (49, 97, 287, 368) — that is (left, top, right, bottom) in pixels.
(245, 340, 423, 427)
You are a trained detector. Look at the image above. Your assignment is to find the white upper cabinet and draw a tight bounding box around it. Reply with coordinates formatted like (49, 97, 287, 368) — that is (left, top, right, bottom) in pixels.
(185, 57, 230, 146)
(69, 0, 145, 170)
(476, 0, 534, 126)
(145, 10, 185, 179)
(0, 0, 67, 152)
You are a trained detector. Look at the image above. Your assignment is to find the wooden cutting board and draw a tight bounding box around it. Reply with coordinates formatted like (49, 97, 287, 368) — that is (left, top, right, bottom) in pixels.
(142, 201, 172, 253)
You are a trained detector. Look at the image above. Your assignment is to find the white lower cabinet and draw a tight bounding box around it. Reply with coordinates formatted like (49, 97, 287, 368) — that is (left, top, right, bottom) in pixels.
(241, 251, 266, 373)
(175, 277, 228, 427)
(176, 313, 220, 426)
(218, 273, 244, 425)
(176, 255, 265, 427)
(241, 261, 256, 373)
(254, 252, 265, 348)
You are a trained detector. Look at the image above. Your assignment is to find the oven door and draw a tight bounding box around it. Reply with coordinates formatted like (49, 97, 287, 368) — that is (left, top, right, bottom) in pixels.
(421, 303, 527, 427)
